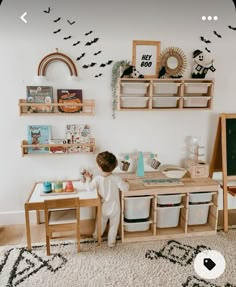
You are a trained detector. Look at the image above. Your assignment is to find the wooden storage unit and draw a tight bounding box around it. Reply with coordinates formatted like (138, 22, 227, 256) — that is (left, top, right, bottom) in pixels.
(21, 138, 95, 156)
(118, 78, 214, 111)
(19, 99, 95, 116)
(120, 172, 218, 242)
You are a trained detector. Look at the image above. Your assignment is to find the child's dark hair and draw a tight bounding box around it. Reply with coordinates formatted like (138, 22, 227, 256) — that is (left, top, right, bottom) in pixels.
(96, 151, 118, 172)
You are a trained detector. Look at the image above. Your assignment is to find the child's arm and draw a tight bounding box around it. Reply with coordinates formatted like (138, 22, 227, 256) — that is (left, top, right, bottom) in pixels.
(84, 173, 98, 191)
(117, 177, 129, 192)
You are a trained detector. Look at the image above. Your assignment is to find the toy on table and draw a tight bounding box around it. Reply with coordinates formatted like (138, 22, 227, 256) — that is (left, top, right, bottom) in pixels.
(43, 181, 52, 193)
(65, 180, 74, 192)
(80, 168, 93, 182)
(54, 181, 63, 192)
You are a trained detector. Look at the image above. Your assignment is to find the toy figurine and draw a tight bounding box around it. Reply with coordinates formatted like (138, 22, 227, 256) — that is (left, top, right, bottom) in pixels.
(80, 168, 93, 182)
(192, 49, 216, 78)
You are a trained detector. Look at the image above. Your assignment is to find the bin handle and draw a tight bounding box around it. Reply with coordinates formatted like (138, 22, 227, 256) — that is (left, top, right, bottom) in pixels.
(156, 204, 184, 210)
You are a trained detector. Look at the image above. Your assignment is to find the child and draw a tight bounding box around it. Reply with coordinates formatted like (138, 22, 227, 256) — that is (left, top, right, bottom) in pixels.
(84, 151, 129, 247)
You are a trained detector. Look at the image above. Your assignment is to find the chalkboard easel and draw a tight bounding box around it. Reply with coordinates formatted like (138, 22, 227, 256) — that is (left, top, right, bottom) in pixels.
(209, 113, 236, 232)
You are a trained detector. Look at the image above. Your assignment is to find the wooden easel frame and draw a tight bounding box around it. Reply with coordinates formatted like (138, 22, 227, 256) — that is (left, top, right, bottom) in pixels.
(209, 113, 236, 232)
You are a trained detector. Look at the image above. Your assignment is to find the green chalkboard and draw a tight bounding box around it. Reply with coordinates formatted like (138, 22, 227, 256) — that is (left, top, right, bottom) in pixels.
(226, 118, 236, 176)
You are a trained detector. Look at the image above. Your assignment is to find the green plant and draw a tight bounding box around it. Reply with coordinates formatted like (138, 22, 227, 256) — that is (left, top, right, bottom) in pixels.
(111, 60, 130, 118)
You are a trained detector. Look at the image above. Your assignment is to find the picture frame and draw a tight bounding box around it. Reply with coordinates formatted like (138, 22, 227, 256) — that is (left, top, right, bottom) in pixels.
(132, 40, 161, 78)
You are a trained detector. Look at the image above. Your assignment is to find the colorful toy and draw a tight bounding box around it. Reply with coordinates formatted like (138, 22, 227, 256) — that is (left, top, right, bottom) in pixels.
(65, 180, 74, 192)
(54, 181, 63, 192)
(43, 181, 52, 193)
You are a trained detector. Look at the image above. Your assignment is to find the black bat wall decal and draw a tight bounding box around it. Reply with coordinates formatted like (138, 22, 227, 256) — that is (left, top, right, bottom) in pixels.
(76, 53, 85, 61)
(82, 63, 97, 68)
(228, 25, 236, 30)
(67, 20, 75, 25)
(85, 30, 93, 36)
(100, 60, 113, 67)
(44, 7, 50, 13)
(53, 29, 61, 34)
(0, 0, 3, 6)
(73, 41, 80, 46)
(54, 17, 61, 22)
(200, 36, 211, 43)
(95, 73, 103, 78)
(94, 51, 102, 56)
(232, 0, 236, 9)
(205, 47, 211, 53)
(64, 36, 72, 40)
(85, 38, 99, 46)
(214, 31, 222, 38)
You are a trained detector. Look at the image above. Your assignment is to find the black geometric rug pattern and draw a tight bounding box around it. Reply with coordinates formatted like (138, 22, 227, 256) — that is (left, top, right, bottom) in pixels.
(145, 240, 235, 287)
(0, 243, 68, 287)
(145, 239, 209, 266)
(182, 275, 236, 287)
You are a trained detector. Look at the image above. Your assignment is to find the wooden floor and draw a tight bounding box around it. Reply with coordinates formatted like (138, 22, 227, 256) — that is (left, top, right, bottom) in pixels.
(0, 223, 93, 246)
(1, 210, 236, 246)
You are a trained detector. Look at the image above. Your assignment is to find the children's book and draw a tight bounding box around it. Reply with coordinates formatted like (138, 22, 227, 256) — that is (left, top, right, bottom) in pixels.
(65, 124, 91, 152)
(57, 89, 83, 113)
(27, 125, 51, 154)
(27, 86, 53, 113)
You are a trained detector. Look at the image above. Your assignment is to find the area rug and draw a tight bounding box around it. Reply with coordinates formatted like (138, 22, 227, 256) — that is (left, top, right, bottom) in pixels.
(0, 231, 236, 287)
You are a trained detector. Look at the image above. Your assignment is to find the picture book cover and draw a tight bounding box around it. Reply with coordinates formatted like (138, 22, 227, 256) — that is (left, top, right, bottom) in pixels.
(57, 89, 83, 113)
(27, 125, 51, 154)
(65, 124, 91, 152)
(27, 86, 53, 113)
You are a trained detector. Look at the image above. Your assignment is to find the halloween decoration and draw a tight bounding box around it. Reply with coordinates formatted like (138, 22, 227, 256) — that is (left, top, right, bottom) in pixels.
(158, 47, 187, 78)
(214, 31, 222, 38)
(200, 36, 211, 44)
(191, 49, 216, 78)
(120, 65, 144, 78)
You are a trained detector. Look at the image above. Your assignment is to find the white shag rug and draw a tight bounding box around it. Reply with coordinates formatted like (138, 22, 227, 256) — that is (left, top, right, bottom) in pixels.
(0, 231, 236, 287)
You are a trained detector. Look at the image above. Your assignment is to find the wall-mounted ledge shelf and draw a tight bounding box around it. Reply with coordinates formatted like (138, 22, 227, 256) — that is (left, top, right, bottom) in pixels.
(21, 139, 95, 156)
(118, 78, 214, 111)
(18, 99, 95, 116)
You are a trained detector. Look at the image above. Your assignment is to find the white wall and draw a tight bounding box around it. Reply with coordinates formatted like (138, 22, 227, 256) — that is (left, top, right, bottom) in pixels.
(0, 0, 236, 224)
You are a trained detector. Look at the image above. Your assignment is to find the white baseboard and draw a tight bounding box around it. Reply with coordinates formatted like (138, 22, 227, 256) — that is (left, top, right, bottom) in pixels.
(0, 211, 37, 225)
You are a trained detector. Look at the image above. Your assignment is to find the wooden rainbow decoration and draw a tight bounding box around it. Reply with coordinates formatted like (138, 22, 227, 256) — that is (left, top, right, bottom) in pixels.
(37, 50, 78, 77)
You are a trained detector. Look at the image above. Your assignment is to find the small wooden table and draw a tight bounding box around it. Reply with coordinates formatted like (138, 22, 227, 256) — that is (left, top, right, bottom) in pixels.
(25, 180, 101, 250)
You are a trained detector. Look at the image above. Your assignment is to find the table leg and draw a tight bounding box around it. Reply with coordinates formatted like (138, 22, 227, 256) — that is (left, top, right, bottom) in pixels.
(97, 201, 101, 245)
(25, 206, 31, 250)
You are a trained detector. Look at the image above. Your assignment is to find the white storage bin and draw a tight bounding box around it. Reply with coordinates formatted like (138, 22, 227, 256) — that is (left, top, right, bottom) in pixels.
(188, 203, 210, 225)
(189, 192, 213, 203)
(156, 206, 181, 228)
(120, 97, 149, 108)
(152, 97, 179, 108)
(124, 221, 151, 232)
(157, 194, 183, 205)
(153, 83, 180, 94)
(184, 83, 211, 94)
(124, 196, 152, 220)
(183, 97, 210, 107)
(121, 83, 149, 94)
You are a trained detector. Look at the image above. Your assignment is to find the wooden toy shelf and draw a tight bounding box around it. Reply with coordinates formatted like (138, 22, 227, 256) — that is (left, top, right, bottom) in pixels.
(18, 99, 95, 116)
(21, 138, 95, 156)
(120, 172, 218, 242)
(118, 78, 214, 111)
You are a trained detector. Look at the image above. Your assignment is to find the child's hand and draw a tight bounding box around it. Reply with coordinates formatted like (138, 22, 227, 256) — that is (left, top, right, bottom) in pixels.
(84, 170, 93, 180)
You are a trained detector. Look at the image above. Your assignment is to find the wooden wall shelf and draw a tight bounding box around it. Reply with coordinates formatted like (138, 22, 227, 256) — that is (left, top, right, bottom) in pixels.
(18, 99, 95, 116)
(118, 78, 214, 111)
(21, 139, 95, 156)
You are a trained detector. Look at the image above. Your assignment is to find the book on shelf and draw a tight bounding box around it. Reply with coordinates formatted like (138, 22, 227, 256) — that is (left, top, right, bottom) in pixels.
(57, 89, 83, 113)
(27, 125, 51, 154)
(49, 139, 67, 154)
(26, 86, 53, 113)
(65, 124, 91, 152)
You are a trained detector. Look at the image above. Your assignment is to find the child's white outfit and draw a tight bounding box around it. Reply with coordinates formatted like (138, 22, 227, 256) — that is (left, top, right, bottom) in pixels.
(86, 174, 129, 247)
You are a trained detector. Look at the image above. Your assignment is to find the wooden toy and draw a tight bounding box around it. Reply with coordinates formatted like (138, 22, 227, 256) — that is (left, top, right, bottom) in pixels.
(43, 182, 52, 193)
(65, 180, 74, 192)
(54, 181, 63, 192)
(184, 159, 209, 178)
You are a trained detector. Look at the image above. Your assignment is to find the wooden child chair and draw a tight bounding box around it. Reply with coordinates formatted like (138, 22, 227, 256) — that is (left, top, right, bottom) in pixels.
(44, 197, 80, 255)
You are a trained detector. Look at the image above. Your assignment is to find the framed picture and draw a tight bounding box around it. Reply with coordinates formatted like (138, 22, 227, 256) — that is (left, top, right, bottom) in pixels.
(132, 40, 161, 78)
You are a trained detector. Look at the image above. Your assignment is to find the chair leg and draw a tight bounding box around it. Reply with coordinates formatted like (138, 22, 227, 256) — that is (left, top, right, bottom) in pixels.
(46, 235, 51, 256)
